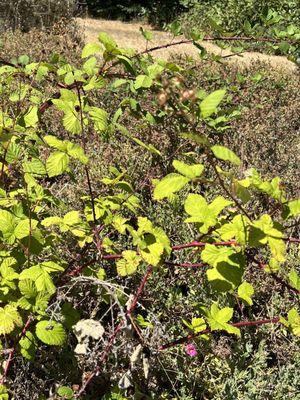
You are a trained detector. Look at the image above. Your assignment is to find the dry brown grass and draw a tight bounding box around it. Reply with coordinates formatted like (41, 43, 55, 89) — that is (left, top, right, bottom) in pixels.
(76, 17, 298, 74)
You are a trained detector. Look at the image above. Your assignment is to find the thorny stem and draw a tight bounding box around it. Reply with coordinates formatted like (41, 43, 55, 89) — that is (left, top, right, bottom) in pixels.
(159, 317, 280, 350)
(0, 315, 34, 384)
(258, 262, 300, 295)
(75, 83, 97, 225)
(165, 261, 206, 268)
(208, 155, 253, 221)
(98, 237, 299, 260)
(25, 183, 32, 269)
(284, 237, 300, 244)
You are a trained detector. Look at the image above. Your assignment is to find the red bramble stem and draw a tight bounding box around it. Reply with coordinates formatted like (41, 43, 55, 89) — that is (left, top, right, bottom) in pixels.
(100, 237, 298, 261)
(165, 261, 206, 268)
(159, 317, 280, 350)
(0, 315, 34, 384)
(258, 262, 300, 295)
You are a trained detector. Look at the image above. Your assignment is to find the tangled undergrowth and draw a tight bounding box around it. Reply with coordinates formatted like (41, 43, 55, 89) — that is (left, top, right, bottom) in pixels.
(0, 18, 299, 400)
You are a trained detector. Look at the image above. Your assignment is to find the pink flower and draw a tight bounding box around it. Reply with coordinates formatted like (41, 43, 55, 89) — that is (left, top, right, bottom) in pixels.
(185, 343, 198, 357)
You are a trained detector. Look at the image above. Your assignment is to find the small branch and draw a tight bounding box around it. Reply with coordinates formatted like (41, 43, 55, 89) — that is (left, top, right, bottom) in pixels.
(209, 155, 253, 221)
(97, 237, 298, 266)
(171, 239, 237, 251)
(0, 315, 34, 384)
(159, 317, 280, 350)
(284, 237, 300, 244)
(165, 261, 206, 268)
(75, 83, 97, 225)
(127, 266, 153, 315)
(258, 262, 300, 295)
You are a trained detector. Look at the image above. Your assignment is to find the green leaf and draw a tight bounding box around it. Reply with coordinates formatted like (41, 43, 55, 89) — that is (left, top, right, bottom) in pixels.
(217, 215, 250, 245)
(44, 135, 68, 151)
(63, 111, 82, 134)
(19, 331, 37, 360)
(172, 160, 204, 179)
(81, 42, 102, 58)
(19, 265, 56, 294)
(46, 152, 69, 177)
(18, 54, 30, 65)
(63, 211, 81, 226)
(200, 89, 226, 118)
(258, 177, 284, 201)
(184, 194, 231, 234)
(288, 269, 300, 291)
(191, 317, 206, 333)
(264, 258, 281, 273)
(233, 179, 251, 203)
(134, 75, 153, 90)
(83, 56, 97, 75)
(19, 279, 38, 298)
(0, 210, 16, 244)
(23, 106, 39, 127)
(23, 159, 46, 176)
(64, 72, 74, 85)
(211, 145, 241, 166)
(207, 303, 240, 336)
(66, 142, 89, 164)
(153, 173, 189, 200)
(42, 261, 64, 273)
(98, 32, 117, 51)
(180, 132, 209, 146)
(281, 309, 300, 336)
(147, 64, 164, 79)
(250, 214, 285, 262)
(116, 250, 142, 276)
(132, 217, 170, 266)
(238, 281, 254, 305)
(0, 385, 8, 400)
(0, 305, 22, 335)
(282, 199, 300, 219)
(203, 245, 244, 292)
(57, 386, 74, 399)
(14, 219, 38, 239)
(116, 55, 135, 75)
(130, 136, 161, 156)
(89, 107, 108, 133)
(288, 309, 300, 336)
(140, 242, 164, 266)
(140, 27, 153, 41)
(42, 216, 62, 227)
(36, 320, 66, 345)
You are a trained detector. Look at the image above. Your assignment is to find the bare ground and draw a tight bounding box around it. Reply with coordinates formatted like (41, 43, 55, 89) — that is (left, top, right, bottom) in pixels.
(77, 18, 298, 74)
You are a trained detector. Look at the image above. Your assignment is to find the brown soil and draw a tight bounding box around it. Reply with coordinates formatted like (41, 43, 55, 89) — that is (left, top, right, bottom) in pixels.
(76, 18, 298, 74)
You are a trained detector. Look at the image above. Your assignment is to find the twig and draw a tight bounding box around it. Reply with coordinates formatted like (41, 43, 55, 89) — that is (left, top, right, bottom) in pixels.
(0, 315, 34, 384)
(208, 155, 253, 221)
(159, 317, 280, 350)
(171, 239, 237, 251)
(165, 261, 206, 268)
(258, 262, 300, 295)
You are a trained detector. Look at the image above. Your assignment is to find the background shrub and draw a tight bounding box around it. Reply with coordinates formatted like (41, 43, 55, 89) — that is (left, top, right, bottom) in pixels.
(0, 0, 76, 32)
(179, 0, 300, 33)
